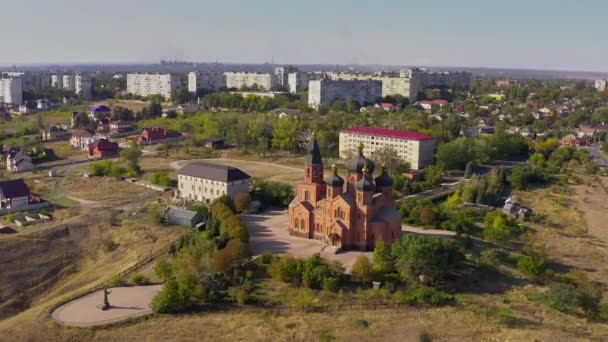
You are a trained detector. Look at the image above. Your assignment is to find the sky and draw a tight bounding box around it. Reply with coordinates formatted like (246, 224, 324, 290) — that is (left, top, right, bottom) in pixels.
(1, 0, 606, 71)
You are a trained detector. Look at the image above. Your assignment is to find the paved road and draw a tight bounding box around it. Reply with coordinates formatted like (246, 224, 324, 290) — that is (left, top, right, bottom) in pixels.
(581, 145, 608, 169)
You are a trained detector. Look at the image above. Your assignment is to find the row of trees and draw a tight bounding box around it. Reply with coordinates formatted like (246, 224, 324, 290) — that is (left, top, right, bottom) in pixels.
(152, 197, 250, 313)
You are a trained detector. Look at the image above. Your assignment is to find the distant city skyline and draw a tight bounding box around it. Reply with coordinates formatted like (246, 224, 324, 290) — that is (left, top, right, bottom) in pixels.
(2, 0, 607, 72)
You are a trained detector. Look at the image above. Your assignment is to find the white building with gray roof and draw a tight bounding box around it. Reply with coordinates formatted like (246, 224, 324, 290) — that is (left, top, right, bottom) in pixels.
(177, 162, 251, 204)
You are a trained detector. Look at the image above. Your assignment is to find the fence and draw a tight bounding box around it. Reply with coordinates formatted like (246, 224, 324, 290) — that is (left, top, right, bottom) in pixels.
(189, 302, 411, 315)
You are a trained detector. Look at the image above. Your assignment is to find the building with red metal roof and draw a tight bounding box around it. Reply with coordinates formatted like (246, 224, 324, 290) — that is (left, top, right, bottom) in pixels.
(339, 127, 435, 170)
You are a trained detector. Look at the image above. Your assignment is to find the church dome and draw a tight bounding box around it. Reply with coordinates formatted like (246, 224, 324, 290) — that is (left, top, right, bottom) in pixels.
(355, 165, 376, 192)
(375, 164, 393, 187)
(326, 164, 344, 187)
(346, 143, 375, 174)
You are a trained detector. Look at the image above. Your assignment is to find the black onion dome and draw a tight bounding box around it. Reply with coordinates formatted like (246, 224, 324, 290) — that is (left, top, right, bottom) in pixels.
(346, 143, 375, 174)
(375, 164, 393, 187)
(356, 165, 376, 192)
(326, 164, 344, 187)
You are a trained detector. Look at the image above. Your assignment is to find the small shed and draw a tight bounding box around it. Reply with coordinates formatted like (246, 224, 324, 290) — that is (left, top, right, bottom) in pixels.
(166, 207, 205, 228)
(200, 137, 225, 150)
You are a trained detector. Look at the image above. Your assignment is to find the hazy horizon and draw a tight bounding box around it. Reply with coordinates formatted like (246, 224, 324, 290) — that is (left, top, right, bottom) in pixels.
(2, 0, 607, 72)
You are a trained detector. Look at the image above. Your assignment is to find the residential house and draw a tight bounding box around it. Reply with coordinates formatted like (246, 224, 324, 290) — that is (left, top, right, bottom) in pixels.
(560, 134, 581, 147)
(0, 179, 30, 210)
(108, 121, 135, 136)
(476, 116, 494, 127)
(177, 104, 201, 115)
(6, 149, 33, 172)
(96, 119, 110, 134)
(88, 138, 119, 158)
(71, 129, 95, 149)
(271, 108, 303, 118)
(416, 99, 448, 112)
(138, 127, 185, 145)
(41, 126, 70, 141)
(375, 102, 395, 112)
(0, 179, 49, 214)
(90, 105, 111, 120)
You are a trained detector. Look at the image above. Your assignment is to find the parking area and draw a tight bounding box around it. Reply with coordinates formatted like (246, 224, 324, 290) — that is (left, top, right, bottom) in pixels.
(242, 210, 371, 272)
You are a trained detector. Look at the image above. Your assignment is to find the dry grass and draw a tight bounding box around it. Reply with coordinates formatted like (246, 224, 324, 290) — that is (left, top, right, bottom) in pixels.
(62, 167, 156, 202)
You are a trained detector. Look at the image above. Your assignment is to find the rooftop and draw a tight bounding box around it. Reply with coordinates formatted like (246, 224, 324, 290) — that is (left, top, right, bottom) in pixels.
(0, 179, 30, 199)
(178, 162, 250, 183)
(341, 126, 433, 141)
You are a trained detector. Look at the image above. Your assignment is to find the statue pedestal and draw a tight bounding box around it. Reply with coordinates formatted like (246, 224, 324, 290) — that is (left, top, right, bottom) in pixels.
(96, 304, 111, 311)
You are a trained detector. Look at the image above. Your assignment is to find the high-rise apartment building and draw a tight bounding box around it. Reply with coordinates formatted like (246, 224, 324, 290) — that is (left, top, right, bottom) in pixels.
(595, 80, 607, 92)
(75, 75, 92, 100)
(224, 72, 275, 91)
(187, 72, 226, 93)
(126, 73, 181, 99)
(0, 77, 23, 105)
(308, 79, 382, 109)
(62, 75, 76, 92)
(274, 66, 298, 89)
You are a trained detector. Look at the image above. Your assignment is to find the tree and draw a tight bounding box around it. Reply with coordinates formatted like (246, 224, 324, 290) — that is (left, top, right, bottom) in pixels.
(372, 240, 394, 274)
(424, 164, 444, 186)
(483, 211, 521, 241)
(351, 255, 374, 284)
(120, 142, 142, 176)
(463, 161, 474, 179)
(373, 146, 410, 174)
(545, 282, 579, 313)
(234, 192, 252, 214)
(272, 117, 298, 151)
(392, 235, 464, 284)
(419, 205, 436, 226)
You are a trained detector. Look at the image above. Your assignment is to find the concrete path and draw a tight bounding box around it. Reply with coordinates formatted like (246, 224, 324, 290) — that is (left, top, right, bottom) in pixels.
(52, 285, 162, 327)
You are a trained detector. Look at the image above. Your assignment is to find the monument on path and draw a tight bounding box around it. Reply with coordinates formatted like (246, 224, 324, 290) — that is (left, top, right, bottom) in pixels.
(101, 287, 112, 310)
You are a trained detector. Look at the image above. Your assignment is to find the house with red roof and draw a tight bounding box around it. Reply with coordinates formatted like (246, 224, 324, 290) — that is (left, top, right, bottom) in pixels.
(416, 99, 449, 113)
(88, 138, 119, 158)
(138, 127, 186, 145)
(375, 102, 396, 112)
(339, 126, 435, 170)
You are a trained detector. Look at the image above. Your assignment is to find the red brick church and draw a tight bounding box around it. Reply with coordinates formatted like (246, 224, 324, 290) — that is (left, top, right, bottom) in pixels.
(288, 135, 402, 250)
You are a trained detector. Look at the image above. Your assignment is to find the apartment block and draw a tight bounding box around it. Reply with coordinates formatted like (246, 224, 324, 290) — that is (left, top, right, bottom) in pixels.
(339, 126, 435, 170)
(177, 162, 251, 204)
(0, 77, 23, 105)
(274, 66, 298, 89)
(187, 71, 226, 93)
(400, 68, 472, 100)
(126, 73, 181, 99)
(595, 80, 607, 92)
(62, 74, 75, 92)
(224, 72, 275, 91)
(75, 75, 92, 100)
(308, 79, 382, 109)
(51, 74, 62, 88)
(288, 72, 311, 93)
(2, 72, 50, 91)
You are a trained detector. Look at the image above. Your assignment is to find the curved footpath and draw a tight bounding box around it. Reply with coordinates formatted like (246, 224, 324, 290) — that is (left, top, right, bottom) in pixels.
(52, 285, 163, 327)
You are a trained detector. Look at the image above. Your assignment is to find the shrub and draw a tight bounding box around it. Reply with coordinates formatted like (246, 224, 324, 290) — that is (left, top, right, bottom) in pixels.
(399, 286, 454, 307)
(155, 258, 173, 281)
(102, 239, 118, 252)
(234, 192, 252, 213)
(483, 211, 522, 242)
(151, 279, 190, 313)
(498, 307, 516, 327)
(322, 277, 339, 292)
(150, 171, 176, 187)
(257, 251, 274, 265)
(517, 255, 547, 281)
(130, 273, 150, 285)
(108, 275, 123, 287)
(5, 213, 14, 223)
(545, 282, 579, 313)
